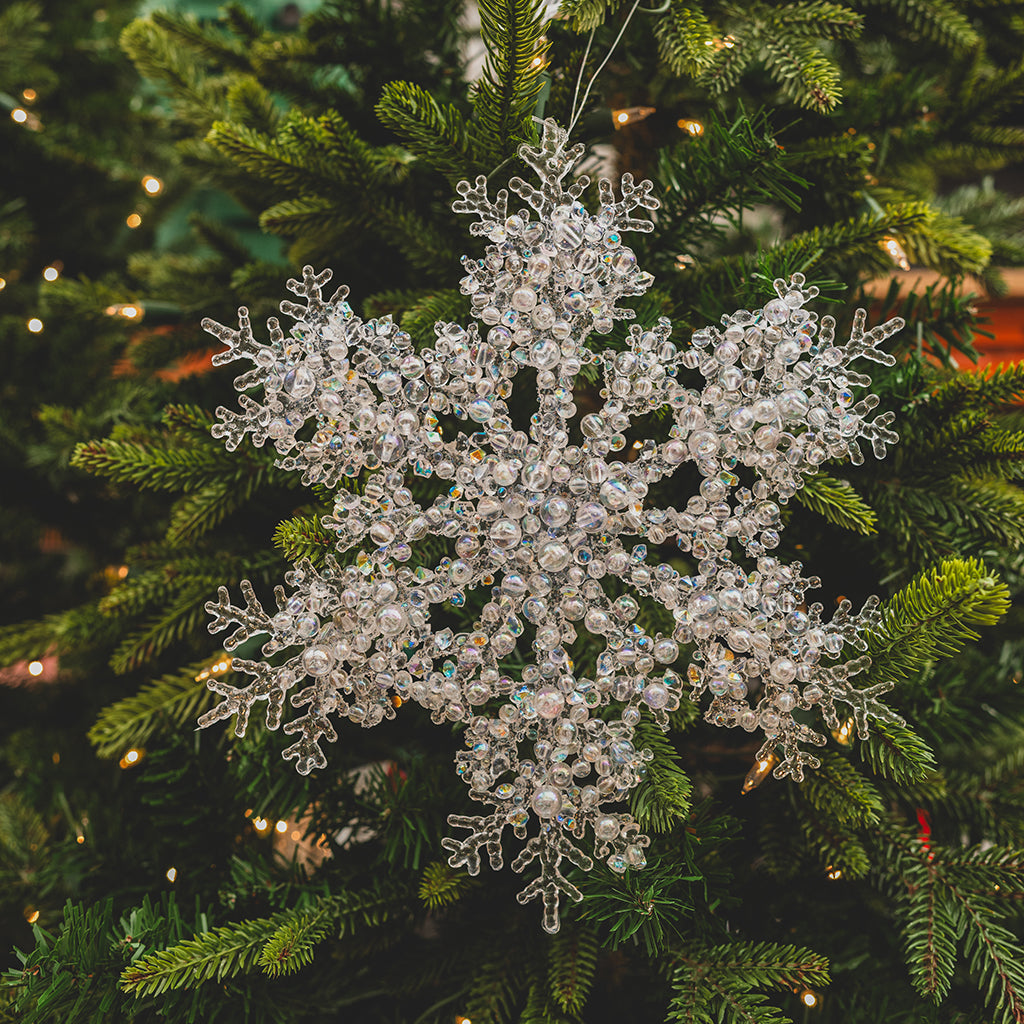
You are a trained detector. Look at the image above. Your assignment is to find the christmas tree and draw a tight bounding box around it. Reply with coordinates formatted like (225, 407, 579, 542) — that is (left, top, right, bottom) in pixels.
(3, 1, 1024, 1022)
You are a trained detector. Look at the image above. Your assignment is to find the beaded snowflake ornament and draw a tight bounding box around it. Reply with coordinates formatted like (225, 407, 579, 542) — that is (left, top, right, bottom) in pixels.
(200, 119, 904, 932)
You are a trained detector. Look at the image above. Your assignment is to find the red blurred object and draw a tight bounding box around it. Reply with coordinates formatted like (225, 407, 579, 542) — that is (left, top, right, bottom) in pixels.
(916, 806, 934, 861)
(866, 269, 1024, 374)
(0, 654, 59, 687)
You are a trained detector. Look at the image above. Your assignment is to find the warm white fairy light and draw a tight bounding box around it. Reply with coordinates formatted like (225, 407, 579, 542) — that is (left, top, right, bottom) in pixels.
(198, 120, 904, 932)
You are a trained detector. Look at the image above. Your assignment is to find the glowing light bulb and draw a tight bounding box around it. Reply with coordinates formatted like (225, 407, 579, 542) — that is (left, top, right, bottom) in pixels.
(42, 265, 59, 282)
(0, 278, 6, 290)
(166, 867, 177, 882)
(801, 990, 818, 1008)
(741, 752, 778, 793)
(27, 318, 43, 333)
(11, 108, 28, 124)
(831, 718, 855, 746)
(126, 213, 142, 229)
(253, 817, 269, 832)
(28, 660, 44, 676)
(612, 106, 655, 129)
(275, 820, 288, 833)
(142, 175, 163, 195)
(24, 907, 40, 924)
(678, 118, 704, 136)
(119, 747, 145, 769)
(22, 88, 37, 102)
(118, 565, 129, 578)
(881, 236, 910, 271)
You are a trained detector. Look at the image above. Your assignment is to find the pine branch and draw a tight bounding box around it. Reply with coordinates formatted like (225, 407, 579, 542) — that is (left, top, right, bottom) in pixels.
(856, 720, 938, 784)
(120, 913, 290, 996)
(629, 718, 693, 833)
(860, 558, 1010, 686)
(653, 1, 717, 78)
(547, 923, 598, 1015)
(376, 81, 481, 182)
(802, 752, 884, 827)
(857, 0, 980, 52)
(149, 10, 251, 70)
(418, 861, 473, 908)
(88, 659, 225, 759)
(256, 904, 331, 977)
(761, 28, 844, 111)
(793, 473, 877, 534)
(464, 951, 533, 1024)
(109, 581, 219, 674)
(473, 0, 548, 165)
(669, 940, 830, 1024)
(120, 19, 229, 129)
(273, 513, 334, 564)
(559, 0, 627, 31)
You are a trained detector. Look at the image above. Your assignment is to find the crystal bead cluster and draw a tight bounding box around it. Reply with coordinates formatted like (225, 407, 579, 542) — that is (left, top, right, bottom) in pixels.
(200, 119, 905, 932)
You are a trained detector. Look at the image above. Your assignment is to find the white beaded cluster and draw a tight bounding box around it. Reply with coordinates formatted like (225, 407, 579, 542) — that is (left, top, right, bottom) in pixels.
(200, 120, 905, 932)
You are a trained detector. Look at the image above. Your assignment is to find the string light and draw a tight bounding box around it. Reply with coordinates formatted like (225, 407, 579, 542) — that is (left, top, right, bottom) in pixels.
(678, 118, 704, 136)
(42, 263, 61, 282)
(141, 175, 163, 195)
(611, 106, 656, 128)
(166, 867, 177, 882)
(801, 989, 819, 1008)
(27, 318, 43, 333)
(881, 236, 910, 271)
(119, 747, 145, 769)
(104, 303, 143, 320)
(252, 816, 269, 833)
(126, 213, 142, 229)
(831, 718, 855, 746)
(194, 657, 233, 683)
(0, 278, 6, 290)
(118, 565, 129, 578)
(674, 254, 696, 271)
(742, 752, 779, 793)
(825, 865, 843, 880)
(28, 661, 44, 676)
(456, 1017, 473, 1024)
(275, 820, 288, 833)
(10, 107, 41, 130)
(22, 88, 37, 102)
(24, 907, 40, 924)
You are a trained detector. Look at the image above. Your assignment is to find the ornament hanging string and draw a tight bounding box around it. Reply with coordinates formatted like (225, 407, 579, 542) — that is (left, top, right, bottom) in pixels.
(568, 0, 643, 136)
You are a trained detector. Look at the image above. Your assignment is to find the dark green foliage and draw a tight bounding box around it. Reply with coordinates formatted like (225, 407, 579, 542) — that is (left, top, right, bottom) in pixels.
(3, 0, 1024, 1022)
(863, 558, 1011, 686)
(794, 473, 878, 534)
(667, 941, 831, 1024)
